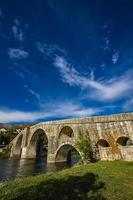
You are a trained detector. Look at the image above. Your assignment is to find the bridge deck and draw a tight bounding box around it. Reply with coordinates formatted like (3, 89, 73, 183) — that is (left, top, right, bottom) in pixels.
(31, 112, 133, 127)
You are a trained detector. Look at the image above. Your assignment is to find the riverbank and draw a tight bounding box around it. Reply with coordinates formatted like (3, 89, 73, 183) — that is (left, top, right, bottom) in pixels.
(0, 161, 133, 200)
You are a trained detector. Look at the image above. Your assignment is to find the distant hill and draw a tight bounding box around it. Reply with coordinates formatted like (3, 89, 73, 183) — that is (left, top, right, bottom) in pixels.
(0, 123, 12, 129)
(0, 123, 33, 129)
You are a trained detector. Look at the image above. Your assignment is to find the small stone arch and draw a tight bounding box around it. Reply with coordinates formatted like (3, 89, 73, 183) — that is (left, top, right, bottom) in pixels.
(96, 139, 110, 147)
(116, 136, 132, 146)
(59, 126, 74, 138)
(95, 139, 111, 160)
(27, 128, 48, 158)
(55, 143, 81, 163)
(13, 134, 23, 158)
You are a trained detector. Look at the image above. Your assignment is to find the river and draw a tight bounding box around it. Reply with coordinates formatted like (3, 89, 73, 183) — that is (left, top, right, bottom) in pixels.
(0, 155, 80, 181)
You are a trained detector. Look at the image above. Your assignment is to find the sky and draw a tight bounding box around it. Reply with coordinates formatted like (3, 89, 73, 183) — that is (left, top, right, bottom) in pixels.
(0, 0, 133, 123)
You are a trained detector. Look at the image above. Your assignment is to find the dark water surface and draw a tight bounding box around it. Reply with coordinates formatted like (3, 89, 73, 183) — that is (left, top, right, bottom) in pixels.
(0, 155, 80, 181)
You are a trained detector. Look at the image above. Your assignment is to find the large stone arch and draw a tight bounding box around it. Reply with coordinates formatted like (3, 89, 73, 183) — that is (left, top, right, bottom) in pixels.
(55, 143, 81, 163)
(28, 125, 49, 144)
(12, 134, 23, 158)
(27, 128, 48, 158)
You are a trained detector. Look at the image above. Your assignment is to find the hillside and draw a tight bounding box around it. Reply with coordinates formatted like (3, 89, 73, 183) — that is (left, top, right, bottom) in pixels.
(0, 123, 12, 129)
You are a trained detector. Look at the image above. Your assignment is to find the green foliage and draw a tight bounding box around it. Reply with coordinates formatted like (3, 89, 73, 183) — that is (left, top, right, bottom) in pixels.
(5, 127, 18, 141)
(0, 128, 18, 145)
(75, 131, 92, 163)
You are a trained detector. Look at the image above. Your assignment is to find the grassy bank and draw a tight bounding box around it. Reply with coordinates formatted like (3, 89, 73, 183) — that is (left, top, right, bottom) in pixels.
(0, 161, 133, 200)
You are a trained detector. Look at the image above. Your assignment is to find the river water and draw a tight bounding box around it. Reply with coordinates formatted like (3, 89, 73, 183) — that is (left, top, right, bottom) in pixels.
(0, 155, 80, 181)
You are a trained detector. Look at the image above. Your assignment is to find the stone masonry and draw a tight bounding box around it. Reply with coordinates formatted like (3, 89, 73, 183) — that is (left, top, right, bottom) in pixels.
(10, 113, 133, 163)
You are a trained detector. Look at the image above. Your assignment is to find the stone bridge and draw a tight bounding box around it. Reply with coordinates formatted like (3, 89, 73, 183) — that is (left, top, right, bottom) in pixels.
(10, 113, 133, 163)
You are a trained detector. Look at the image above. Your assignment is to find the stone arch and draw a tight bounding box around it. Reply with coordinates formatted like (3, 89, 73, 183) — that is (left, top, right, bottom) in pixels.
(13, 134, 23, 158)
(55, 143, 81, 163)
(27, 128, 48, 158)
(57, 126, 74, 147)
(97, 139, 110, 147)
(59, 126, 74, 138)
(96, 139, 110, 160)
(116, 136, 132, 146)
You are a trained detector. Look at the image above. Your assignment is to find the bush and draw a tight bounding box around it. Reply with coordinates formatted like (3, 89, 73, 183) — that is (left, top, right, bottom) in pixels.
(75, 131, 93, 163)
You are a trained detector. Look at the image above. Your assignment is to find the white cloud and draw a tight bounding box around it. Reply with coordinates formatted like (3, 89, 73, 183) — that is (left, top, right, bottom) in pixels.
(0, 102, 101, 123)
(35, 42, 133, 102)
(12, 19, 24, 42)
(8, 48, 29, 59)
(41, 101, 101, 118)
(23, 84, 40, 100)
(112, 52, 119, 64)
(0, 110, 42, 123)
(54, 56, 133, 101)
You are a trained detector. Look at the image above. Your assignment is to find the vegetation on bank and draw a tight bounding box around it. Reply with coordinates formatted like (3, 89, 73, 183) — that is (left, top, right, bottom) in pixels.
(0, 161, 133, 200)
(0, 126, 28, 158)
(0, 127, 21, 145)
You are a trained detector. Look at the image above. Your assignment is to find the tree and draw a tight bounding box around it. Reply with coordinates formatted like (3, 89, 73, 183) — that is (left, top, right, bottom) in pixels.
(4, 127, 18, 144)
(75, 131, 93, 164)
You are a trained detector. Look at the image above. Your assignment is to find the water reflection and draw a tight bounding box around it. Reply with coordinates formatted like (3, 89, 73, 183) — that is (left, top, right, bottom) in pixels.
(0, 155, 80, 181)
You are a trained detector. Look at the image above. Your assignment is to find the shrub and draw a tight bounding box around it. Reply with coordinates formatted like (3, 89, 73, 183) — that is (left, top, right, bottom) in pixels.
(75, 131, 93, 164)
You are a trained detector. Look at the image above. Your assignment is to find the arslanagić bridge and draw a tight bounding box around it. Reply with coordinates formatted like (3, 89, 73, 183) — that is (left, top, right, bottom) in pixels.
(10, 113, 133, 163)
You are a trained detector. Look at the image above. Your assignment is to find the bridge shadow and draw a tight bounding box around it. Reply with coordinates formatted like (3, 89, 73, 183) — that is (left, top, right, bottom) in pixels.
(16, 172, 106, 200)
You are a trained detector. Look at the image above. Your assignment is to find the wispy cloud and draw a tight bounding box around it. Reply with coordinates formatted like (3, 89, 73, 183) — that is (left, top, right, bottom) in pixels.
(36, 42, 66, 58)
(36, 42, 133, 102)
(12, 19, 24, 42)
(38, 42, 133, 101)
(112, 51, 119, 64)
(103, 37, 110, 51)
(100, 63, 106, 70)
(9, 66, 24, 78)
(0, 101, 101, 123)
(123, 98, 133, 111)
(41, 101, 101, 118)
(8, 48, 29, 59)
(23, 84, 40, 100)
(54, 56, 133, 101)
(103, 21, 111, 29)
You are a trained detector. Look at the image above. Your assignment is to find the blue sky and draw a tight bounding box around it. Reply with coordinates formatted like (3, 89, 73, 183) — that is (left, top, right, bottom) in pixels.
(0, 0, 133, 123)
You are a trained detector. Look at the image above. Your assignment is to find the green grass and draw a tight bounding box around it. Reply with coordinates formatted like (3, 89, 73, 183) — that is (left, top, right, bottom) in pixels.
(0, 161, 133, 200)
